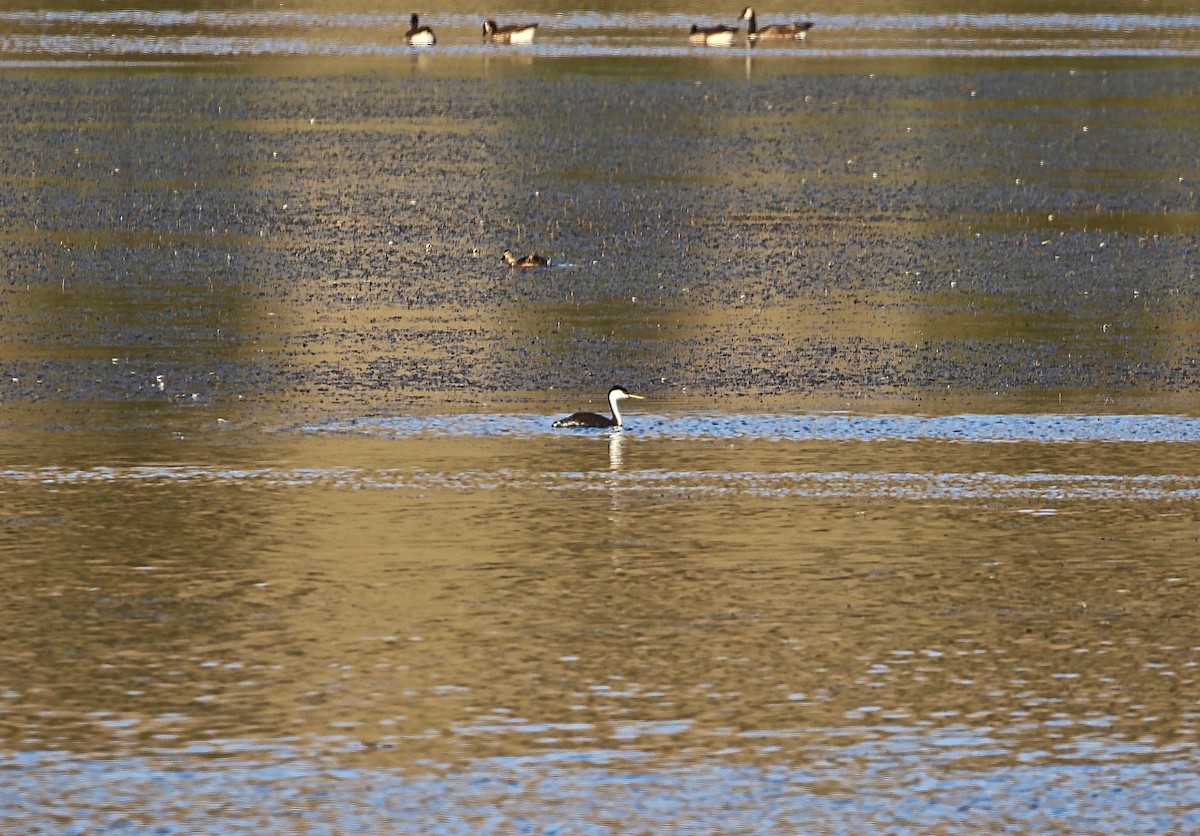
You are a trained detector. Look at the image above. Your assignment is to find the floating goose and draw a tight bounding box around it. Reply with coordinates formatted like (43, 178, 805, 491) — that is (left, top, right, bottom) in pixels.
(404, 13, 436, 46)
(483, 20, 539, 44)
(740, 7, 813, 42)
(688, 23, 739, 46)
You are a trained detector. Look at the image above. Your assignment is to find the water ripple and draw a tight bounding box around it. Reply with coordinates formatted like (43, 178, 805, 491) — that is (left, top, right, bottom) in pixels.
(4, 464, 1200, 502)
(2, 10, 1195, 33)
(314, 412, 1200, 444)
(2, 738, 1197, 833)
(1, 11, 1197, 60)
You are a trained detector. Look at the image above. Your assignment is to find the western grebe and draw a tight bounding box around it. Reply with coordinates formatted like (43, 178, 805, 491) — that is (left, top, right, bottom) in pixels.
(740, 8, 813, 42)
(553, 386, 644, 428)
(483, 20, 539, 44)
(503, 249, 550, 268)
(688, 23, 739, 46)
(404, 13, 436, 46)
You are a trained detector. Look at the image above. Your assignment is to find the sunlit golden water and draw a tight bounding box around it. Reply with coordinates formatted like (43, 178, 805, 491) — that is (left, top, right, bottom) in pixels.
(3, 2, 1200, 829)
(4, 428, 1199, 775)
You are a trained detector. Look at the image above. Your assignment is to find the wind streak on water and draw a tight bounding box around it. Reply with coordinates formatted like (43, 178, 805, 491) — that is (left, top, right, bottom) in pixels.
(2, 10, 1195, 32)
(1, 736, 1197, 833)
(314, 412, 1200, 443)
(4, 465, 1200, 503)
(6, 39, 1196, 60)
(1, 11, 1197, 60)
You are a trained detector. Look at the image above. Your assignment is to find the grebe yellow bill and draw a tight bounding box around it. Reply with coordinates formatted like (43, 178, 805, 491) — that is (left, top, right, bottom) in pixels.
(553, 386, 644, 428)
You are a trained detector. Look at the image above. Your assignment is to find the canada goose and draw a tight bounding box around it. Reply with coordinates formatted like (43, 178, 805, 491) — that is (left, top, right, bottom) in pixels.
(483, 19, 539, 44)
(740, 7, 813, 41)
(553, 386, 645, 429)
(503, 249, 550, 268)
(404, 13, 436, 46)
(688, 23, 739, 46)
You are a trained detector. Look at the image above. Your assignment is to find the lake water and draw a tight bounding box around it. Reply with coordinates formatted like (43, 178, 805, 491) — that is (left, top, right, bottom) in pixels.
(2, 2, 1200, 832)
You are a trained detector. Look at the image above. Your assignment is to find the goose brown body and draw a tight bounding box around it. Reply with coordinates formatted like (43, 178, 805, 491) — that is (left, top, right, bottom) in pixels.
(483, 20, 539, 43)
(740, 7, 813, 41)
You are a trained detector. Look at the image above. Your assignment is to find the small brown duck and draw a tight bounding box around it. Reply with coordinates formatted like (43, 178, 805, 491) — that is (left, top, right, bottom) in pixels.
(404, 13, 436, 46)
(740, 7, 813, 42)
(688, 23, 739, 46)
(483, 20, 539, 44)
(502, 249, 550, 268)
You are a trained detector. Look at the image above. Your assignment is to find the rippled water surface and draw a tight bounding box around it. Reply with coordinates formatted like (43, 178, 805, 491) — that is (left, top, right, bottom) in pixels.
(3, 1, 1200, 831)
(5, 422, 1200, 831)
(2, 7, 1199, 61)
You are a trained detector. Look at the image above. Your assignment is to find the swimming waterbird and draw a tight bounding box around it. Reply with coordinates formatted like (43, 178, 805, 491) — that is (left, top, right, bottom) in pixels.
(404, 13, 436, 45)
(483, 20, 539, 44)
(688, 23, 739, 46)
(740, 7, 813, 41)
(553, 386, 644, 428)
(503, 249, 550, 268)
